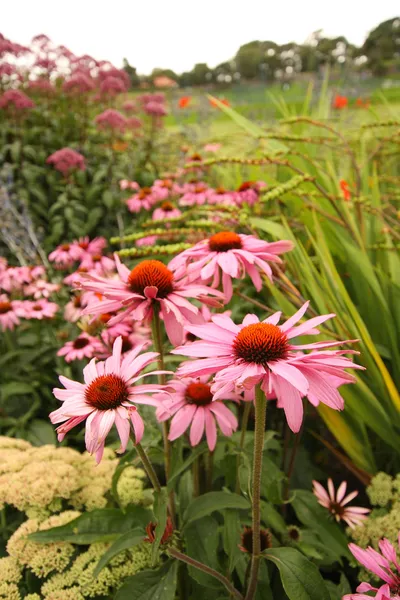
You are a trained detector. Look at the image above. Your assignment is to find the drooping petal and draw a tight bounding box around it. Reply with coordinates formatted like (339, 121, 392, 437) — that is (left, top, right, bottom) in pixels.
(190, 407, 205, 446)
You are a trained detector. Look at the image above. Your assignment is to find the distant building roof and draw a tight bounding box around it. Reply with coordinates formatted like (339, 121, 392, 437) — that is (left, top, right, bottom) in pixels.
(153, 76, 178, 88)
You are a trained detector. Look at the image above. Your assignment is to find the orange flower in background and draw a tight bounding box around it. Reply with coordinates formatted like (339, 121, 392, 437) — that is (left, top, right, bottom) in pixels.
(112, 140, 129, 152)
(339, 179, 351, 201)
(209, 97, 230, 108)
(178, 95, 191, 109)
(333, 95, 348, 110)
(355, 97, 370, 109)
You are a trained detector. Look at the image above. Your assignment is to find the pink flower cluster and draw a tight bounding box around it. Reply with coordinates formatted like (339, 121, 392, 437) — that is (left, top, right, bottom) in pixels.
(95, 109, 127, 133)
(46, 148, 86, 177)
(0, 89, 35, 111)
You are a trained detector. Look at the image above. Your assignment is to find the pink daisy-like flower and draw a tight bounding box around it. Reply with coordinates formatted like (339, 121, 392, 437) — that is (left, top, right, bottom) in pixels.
(136, 235, 158, 247)
(0, 266, 35, 293)
(150, 179, 179, 201)
(168, 231, 294, 302)
(126, 186, 158, 213)
(48, 243, 77, 267)
(79, 253, 115, 275)
(179, 183, 209, 207)
(312, 479, 370, 528)
(70, 237, 107, 259)
(152, 201, 182, 221)
(57, 333, 106, 363)
(64, 294, 86, 322)
(172, 302, 364, 433)
(23, 299, 58, 320)
(344, 535, 400, 600)
(234, 181, 265, 206)
(0, 295, 21, 330)
(81, 257, 224, 346)
(120, 179, 139, 191)
(50, 337, 168, 462)
(206, 187, 235, 206)
(156, 376, 238, 451)
(24, 279, 60, 299)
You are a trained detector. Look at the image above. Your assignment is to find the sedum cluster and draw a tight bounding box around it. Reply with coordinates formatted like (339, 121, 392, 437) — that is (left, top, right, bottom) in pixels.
(351, 471, 400, 583)
(0, 436, 146, 518)
(2, 511, 153, 599)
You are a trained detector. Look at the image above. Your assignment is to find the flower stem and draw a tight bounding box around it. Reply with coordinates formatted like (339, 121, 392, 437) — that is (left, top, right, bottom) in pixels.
(235, 401, 252, 494)
(130, 433, 161, 493)
(168, 547, 244, 600)
(193, 456, 200, 497)
(151, 307, 175, 522)
(244, 385, 267, 600)
(205, 450, 214, 492)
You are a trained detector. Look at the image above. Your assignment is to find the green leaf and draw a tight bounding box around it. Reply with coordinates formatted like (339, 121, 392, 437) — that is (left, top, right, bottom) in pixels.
(29, 507, 151, 544)
(92, 528, 144, 578)
(185, 516, 221, 589)
(0, 382, 35, 401)
(291, 490, 350, 559)
(184, 492, 250, 525)
(168, 443, 208, 490)
(264, 547, 330, 600)
(261, 501, 287, 535)
(26, 419, 56, 446)
(222, 510, 242, 573)
(115, 560, 178, 600)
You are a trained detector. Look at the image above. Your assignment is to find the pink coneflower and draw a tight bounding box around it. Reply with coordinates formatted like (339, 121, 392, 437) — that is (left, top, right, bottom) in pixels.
(63, 267, 90, 286)
(156, 376, 238, 450)
(64, 294, 85, 322)
(95, 109, 127, 133)
(46, 148, 86, 177)
(152, 201, 182, 221)
(168, 232, 294, 302)
(57, 333, 105, 363)
(24, 279, 60, 299)
(70, 236, 107, 259)
(119, 179, 139, 191)
(81, 257, 224, 346)
(0, 295, 21, 330)
(127, 187, 158, 213)
(234, 181, 264, 206)
(151, 178, 181, 199)
(312, 479, 370, 528)
(172, 302, 364, 433)
(204, 143, 222, 153)
(136, 236, 158, 247)
(344, 535, 400, 600)
(50, 337, 167, 462)
(206, 187, 235, 206)
(179, 183, 209, 207)
(24, 299, 58, 320)
(0, 266, 34, 293)
(79, 253, 115, 274)
(48, 243, 77, 267)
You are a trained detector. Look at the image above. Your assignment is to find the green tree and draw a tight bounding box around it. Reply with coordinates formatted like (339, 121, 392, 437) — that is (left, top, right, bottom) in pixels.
(122, 58, 139, 88)
(362, 17, 400, 75)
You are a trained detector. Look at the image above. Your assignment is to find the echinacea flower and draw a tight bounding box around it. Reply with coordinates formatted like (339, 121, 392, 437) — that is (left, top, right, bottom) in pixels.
(0, 295, 21, 330)
(48, 243, 77, 267)
(79, 253, 115, 274)
(23, 299, 58, 320)
(127, 187, 157, 213)
(239, 526, 272, 553)
(152, 202, 182, 221)
(57, 333, 106, 363)
(144, 517, 174, 544)
(206, 186, 235, 206)
(172, 302, 364, 432)
(64, 294, 85, 322)
(81, 257, 224, 345)
(312, 479, 370, 528)
(179, 183, 209, 206)
(156, 376, 238, 450)
(168, 232, 294, 302)
(24, 279, 60, 299)
(70, 236, 107, 259)
(344, 535, 400, 599)
(234, 181, 265, 206)
(50, 337, 167, 462)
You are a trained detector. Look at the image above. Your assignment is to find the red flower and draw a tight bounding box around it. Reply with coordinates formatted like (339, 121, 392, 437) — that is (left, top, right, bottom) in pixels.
(355, 97, 370, 109)
(144, 517, 174, 545)
(339, 179, 351, 202)
(333, 95, 348, 110)
(178, 96, 191, 109)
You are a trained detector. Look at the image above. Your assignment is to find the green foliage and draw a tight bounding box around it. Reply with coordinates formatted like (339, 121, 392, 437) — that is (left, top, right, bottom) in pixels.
(115, 561, 178, 600)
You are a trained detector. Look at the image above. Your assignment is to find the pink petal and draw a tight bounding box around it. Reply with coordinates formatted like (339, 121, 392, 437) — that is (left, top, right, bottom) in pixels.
(130, 408, 144, 443)
(205, 409, 217, 451)
(190, 407, 205, 446)
(169, 404, 197, 440)
(271, 373, 303, 433)
(114, 411, 130, 453)
(268, 360, 309, 395)
(336, 480, 348, 503)
(280, 302, 310, 332)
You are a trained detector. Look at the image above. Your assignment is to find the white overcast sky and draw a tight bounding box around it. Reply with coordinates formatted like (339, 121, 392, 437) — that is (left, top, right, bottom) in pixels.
(2, 1, 399, 74)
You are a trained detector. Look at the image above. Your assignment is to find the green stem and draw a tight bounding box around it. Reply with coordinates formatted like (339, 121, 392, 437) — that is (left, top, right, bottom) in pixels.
(193, 456, 200, 497)
(168, 547, 244, 600)
(151, 307, 175, 521)
(130, 433, 161, 493)
(235, 402, 252, 494)
(206, 451, 214, 492)
(245, 385, 267, 600)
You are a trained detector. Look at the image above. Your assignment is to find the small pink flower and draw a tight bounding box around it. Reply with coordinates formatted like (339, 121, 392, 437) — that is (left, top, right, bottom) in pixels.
(136, 236, 158, 247)
(152, 202, 182, 221)
(24, 279, 60, 299)
(63, 73, 95, 94)
(81, 257, 224, 346)
(152, 178, 181, 198)
(0, 89, 35, 111)
(235, 181, 264, 206)
(172, 302, 364, 433)
(206, 187, 235, 206)
(95, 109, 127, 133)
(203, 143, 221, 153)
(126, 186, 158, 213)
(79, 253, 115, 275)
(99, 76, 127, 97)
(143, 101, 167, 116)
(57, 333, 105, 362)
(122, 100, 138, 114)
(64, 294, 85, 322)
(50, 337, 168, 462)
(119, 179, 139, 191)
(156, 376, 238, 451)
(126, 117, 142, 130)
(168, 232, 294, 302)
(23, 299, 58, 320)
(0, 295, 21, 330)
(47, 148, 85, 177)
(0, 266, 34, 293)
(312, 479, 370, 528)
(179, 183, 209, 207)
(49, 243, 77, 267)
(70, 237, 107, 259)
(344, 535, 400, 599)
